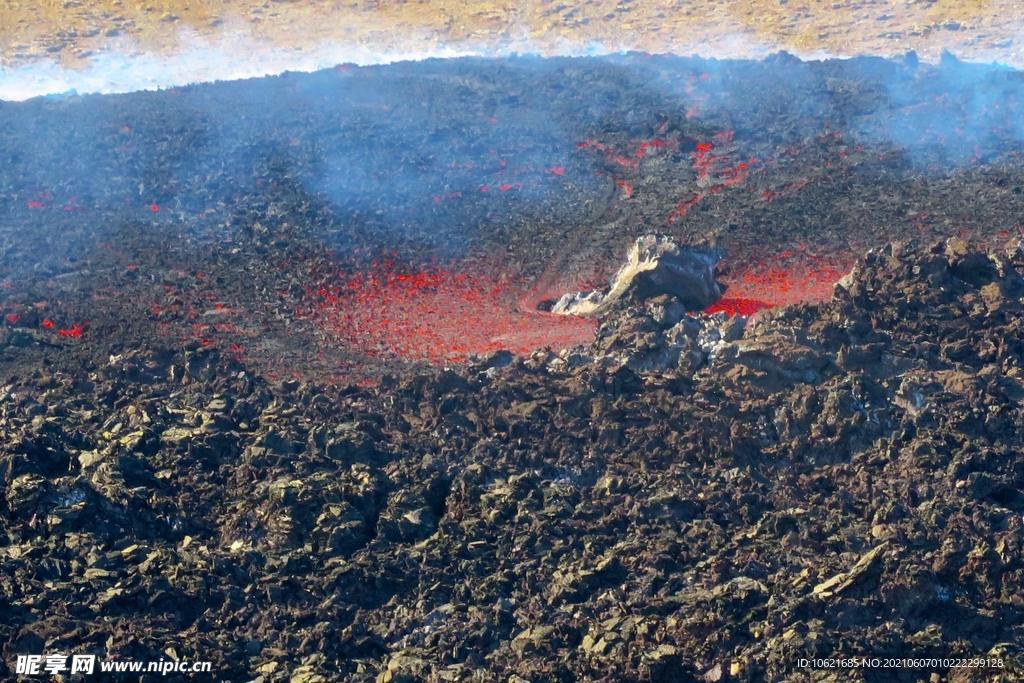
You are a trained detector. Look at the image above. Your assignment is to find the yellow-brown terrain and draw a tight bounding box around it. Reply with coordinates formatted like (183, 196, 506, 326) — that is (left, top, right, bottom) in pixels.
(1, 0, 1020, 73)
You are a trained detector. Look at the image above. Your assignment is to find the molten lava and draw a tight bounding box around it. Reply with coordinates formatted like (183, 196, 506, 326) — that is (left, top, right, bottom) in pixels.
(307, 259, 596, 363)
(303, 241, 853, 366)
(300, 116, 858, 364)
(720, 251, 854, 309)
(705, 298, 773, 317)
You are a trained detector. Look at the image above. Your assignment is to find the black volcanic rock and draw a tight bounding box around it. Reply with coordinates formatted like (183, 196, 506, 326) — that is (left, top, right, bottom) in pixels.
(3, 239, 1024, 682)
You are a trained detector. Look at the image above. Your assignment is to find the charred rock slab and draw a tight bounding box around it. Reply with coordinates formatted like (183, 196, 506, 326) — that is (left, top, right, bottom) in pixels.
(552, 234, 725, 317)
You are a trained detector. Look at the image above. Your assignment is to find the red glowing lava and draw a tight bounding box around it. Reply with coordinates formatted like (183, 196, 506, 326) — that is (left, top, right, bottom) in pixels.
(669, 131, 760, 221)
(721, 252, 853, 309)
(576, 137, 671, 172)
(59, 323, 86, 338)
(297, 125, 874, 366)
(307, 260, 595, 363)
(303, 247, 852, 366)
(705, 252, 851, 319)
(705, 298, 774, 317)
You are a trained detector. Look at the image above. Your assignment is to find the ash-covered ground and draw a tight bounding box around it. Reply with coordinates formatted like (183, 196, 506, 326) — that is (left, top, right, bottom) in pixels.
(3, 53, 1024, 682)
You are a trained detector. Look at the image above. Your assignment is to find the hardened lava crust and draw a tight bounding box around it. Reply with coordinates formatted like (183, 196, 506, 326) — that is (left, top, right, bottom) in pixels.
(2, 54, 1024, 681)
(3, 238, 1024, 682)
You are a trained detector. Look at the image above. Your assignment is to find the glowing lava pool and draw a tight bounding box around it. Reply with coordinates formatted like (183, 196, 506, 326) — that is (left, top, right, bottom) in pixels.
(304, 258, 598, 363)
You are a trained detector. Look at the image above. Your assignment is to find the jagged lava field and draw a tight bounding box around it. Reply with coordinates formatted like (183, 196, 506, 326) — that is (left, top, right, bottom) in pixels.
(2, 52, 1024, 682)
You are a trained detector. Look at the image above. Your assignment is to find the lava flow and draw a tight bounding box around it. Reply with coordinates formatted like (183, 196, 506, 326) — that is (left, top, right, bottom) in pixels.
(306, 259, 597, 363)
(707, 251, 853, 316)
(719, 250, 855, 312)
(303, 246, 855, 365)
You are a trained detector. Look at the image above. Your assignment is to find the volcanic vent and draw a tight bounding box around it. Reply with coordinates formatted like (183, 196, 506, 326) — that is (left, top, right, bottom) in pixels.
(6, 54, 1024, 382)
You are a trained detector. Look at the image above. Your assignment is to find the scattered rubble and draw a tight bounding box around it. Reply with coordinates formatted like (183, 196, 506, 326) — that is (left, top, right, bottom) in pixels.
(3, 238, 1024, 681)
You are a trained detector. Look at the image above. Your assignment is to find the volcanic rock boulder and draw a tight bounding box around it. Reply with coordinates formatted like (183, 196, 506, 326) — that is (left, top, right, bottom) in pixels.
(551, 234, 725, 317)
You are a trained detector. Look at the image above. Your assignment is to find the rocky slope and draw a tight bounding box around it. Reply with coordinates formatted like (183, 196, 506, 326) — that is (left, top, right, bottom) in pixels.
(3, 237, 1024, 682)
